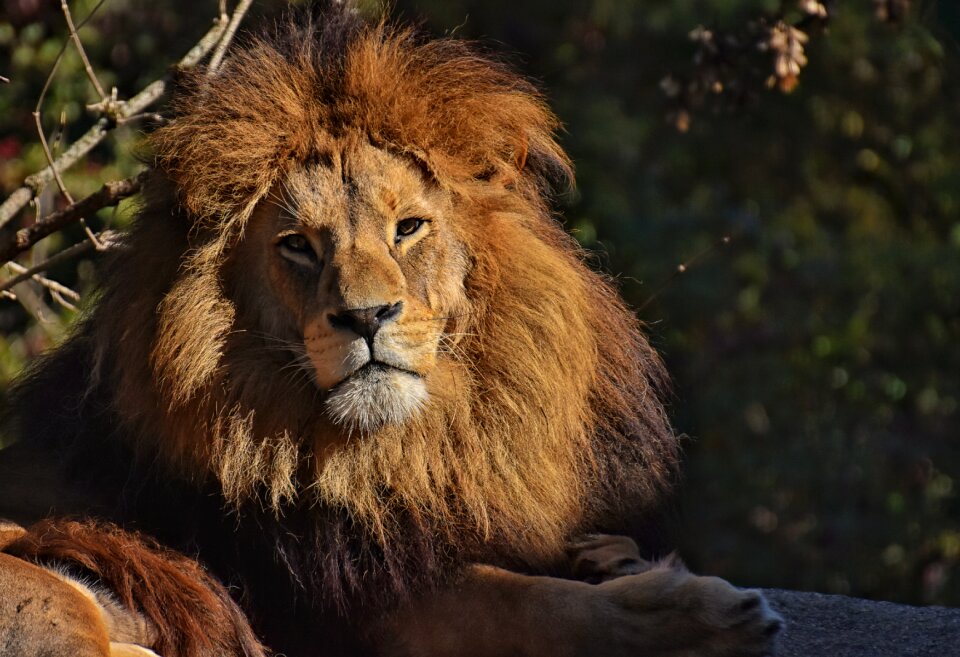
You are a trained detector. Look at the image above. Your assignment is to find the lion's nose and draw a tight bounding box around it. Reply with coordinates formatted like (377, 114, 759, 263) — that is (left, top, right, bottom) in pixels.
(328, 302, 403, 345)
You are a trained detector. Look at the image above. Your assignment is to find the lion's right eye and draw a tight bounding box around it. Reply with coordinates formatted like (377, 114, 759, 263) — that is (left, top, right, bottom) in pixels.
(278, 234, 319, 269)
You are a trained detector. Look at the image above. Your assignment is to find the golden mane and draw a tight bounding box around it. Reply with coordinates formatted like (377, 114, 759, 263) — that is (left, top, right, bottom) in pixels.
(56, 6, 678, 609)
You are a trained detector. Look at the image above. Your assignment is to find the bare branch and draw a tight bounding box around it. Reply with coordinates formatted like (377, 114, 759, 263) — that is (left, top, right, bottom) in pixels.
(51, 289, 78, 311)
(0, 174, 145, 267)
(208, 0, 254, 73)
(0, 16, 227, 229)
(116, 112, 165, 125)
(34, 0, 108, 130)
(34, 111, 72, 204)
(61, 0, 107, 101)
(0, 230, 117, 295)
(32, 110, 101, 248)
(10, 279, 62, 335)
(4, 261, 81, 303)
(29, 2, 90, 208)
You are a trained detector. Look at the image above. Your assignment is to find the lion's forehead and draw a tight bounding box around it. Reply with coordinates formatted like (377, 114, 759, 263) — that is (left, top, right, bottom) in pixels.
(282, 141, 445, 233)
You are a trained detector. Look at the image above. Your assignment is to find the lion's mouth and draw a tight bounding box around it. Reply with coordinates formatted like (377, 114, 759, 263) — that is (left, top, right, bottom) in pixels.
(323, 361, 428, 432)
(358, 360, 420, 379)
(328, 360, 422, 390)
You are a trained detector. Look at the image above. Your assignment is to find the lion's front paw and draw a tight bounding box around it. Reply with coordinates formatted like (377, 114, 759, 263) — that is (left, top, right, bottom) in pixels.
(687, 577, 783, 656)
(598, 566, 783, 657)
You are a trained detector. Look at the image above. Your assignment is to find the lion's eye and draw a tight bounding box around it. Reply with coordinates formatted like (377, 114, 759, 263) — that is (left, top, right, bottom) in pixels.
(278, 234, 318, 268)
(395, 218, 426, 242)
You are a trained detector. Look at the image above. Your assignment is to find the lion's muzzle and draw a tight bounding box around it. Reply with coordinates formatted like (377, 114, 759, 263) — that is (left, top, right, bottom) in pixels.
(328, 301, 404, 347)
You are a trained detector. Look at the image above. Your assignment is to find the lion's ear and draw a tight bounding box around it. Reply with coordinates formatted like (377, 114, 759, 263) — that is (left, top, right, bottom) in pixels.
(487, 137, 529, 188)
(513, 138, 529, 174)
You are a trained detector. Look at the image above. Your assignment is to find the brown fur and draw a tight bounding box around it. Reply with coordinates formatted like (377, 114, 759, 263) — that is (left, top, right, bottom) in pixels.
(64, 4, 679, 610)
(0, 519, 26, 549)
(379, 555, 783, 657)
(3, 519, 266, 657)
(1, 550, 119, 657)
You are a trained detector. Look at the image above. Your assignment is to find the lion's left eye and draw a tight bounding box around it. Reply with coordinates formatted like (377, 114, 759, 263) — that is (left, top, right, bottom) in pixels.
(278, 233, 319, 269)
(395, 218, 426, 242)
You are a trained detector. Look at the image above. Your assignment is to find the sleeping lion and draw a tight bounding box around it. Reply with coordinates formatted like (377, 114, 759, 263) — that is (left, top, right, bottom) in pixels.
(0, 3, 782, 656)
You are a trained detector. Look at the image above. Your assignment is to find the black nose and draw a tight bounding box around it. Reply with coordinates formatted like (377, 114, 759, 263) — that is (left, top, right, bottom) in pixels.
(328, 302, 403, 344)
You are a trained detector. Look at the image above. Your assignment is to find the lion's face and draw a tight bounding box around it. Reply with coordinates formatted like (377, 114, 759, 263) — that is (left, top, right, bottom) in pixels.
(229, 141, 469, 433)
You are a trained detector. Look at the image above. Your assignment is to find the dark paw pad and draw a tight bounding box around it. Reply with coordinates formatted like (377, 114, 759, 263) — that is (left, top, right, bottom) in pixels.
(740, 595, 761, 612)
(763, 618, 784, 637)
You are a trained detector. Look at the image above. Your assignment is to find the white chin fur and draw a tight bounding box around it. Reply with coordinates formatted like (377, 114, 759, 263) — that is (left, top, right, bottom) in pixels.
(324, 366, 428, 433)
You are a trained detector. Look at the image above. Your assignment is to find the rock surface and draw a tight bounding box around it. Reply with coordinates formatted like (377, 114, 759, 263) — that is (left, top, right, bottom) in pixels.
(765, 589, 960, 656)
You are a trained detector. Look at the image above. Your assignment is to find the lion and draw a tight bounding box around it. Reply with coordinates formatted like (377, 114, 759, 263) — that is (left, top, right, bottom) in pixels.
(0, 519, 265, 657)
(0, 4, 782, 656)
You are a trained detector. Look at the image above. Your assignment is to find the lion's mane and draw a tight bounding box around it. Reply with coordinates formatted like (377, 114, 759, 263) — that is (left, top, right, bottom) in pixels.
(9, 5, 677, 611)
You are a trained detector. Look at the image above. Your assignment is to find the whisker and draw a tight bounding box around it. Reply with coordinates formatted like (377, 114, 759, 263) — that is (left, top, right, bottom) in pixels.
(422, 312, 475, 322)
(265, 187, 300, 218)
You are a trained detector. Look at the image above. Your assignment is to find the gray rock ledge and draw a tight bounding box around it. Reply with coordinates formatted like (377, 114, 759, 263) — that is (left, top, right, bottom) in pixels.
(764, 589, 960, 657)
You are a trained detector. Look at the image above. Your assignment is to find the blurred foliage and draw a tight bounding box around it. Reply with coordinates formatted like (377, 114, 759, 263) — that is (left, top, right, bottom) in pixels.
(1, 0, 958, 606)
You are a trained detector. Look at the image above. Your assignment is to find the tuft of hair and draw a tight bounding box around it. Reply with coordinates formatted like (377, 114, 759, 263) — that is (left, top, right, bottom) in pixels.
(3, 519, 267, 657)
(20, 1, 682, 609)
(324, 368, 430, 434)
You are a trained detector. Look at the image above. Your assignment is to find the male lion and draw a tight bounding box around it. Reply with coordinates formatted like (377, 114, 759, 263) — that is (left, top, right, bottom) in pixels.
(0, 4, 781, 656)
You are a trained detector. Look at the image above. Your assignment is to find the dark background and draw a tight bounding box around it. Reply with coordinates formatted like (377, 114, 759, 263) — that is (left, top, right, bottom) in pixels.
(1, 0, 958, 606)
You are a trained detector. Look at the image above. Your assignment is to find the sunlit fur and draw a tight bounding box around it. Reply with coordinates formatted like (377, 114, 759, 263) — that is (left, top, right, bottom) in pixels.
(325, 367, 430, 434)
(57, 6, 679, 607)
(2, 520, 265, 657)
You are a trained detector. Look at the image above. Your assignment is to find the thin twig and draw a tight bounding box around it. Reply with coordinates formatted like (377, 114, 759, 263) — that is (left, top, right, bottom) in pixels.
(0, 174, 145, 266)
(31, 3, 86, 240)
(31, 196, 41, 230)
(61, 0, 107, 100)
(5, 261, 81, 302)
(10, 279, 61, 334)
(51, 110, 67, 155)
(116, 112, 165, 125)
(33, 112, 72, 202)
(34, 0, 108, 123)
(0, 16, 227, 229)
(0, 230, 117, 295)
(50, 289, 78, 311)
(208, 0, 254, 73)
(0, 75, 9, 83)
(27, 0, 108, 238)
(637, 235, 733, 313)
(33, 110, 101, 248)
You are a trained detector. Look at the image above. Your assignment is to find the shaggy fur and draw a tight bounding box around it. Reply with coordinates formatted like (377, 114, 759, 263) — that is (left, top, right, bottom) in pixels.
(3, 519, 266, 657)
(6, 3, 678, 614)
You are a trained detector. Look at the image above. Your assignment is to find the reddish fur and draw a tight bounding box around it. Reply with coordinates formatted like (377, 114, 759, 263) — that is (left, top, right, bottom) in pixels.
(3, 519, 266, 657)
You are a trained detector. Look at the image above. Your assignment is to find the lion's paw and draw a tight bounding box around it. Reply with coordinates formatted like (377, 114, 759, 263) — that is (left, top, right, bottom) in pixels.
(688, 578, 783, 655)
(567, 534, 654, 583)
(598, 566, 783, 657)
